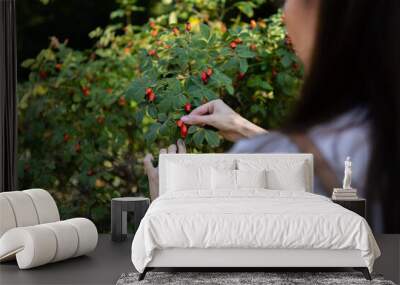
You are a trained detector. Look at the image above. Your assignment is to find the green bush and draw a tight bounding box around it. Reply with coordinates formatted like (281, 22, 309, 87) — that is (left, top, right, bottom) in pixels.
(17, 0, 302, 232)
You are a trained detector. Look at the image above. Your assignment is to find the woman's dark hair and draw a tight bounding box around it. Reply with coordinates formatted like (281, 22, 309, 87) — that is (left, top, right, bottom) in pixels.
(283, 0, 400, 233)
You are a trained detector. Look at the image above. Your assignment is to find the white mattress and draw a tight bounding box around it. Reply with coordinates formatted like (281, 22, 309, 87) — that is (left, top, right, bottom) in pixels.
(131, 190, 380, 273)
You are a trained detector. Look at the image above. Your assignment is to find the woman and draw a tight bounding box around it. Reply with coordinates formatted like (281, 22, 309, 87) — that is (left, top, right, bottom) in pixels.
(144, 0, 400, 233)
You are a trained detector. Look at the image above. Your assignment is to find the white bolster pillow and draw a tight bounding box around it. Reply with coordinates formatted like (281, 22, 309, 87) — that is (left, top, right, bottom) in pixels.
(23, 189, 60, 224)
(0, 191, 39, 227)
(0, 218, 98, 269)
(0, 196, 17, 237)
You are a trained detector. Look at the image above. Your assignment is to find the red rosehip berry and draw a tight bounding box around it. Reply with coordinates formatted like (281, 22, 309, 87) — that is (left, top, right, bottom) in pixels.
(148, 49, 157, 56)
(75, 143, 81, 153)
(96, 116, 105, 124)
(272, 68, 278, 78)
(39, 70, 48, 79)
(201, 71, 208, 84)
(118, 96, 127, 106)
(148, 92, 156, 102)
(250, 19, 257, 29)
(106, 88, 113, 94)
(237, 72, 246, 81)
(149, 21, 156, 29)
(63, 133, 70, 142)
(234, 38, 243, 44)
(180, 124, 188, 138)
(176, 119, 183, 128)
(124, 47, 131, 55)
(230, 41, 237, 49)
(250, 44, 257, 51)
(151, 29, 158, 37)
(172, 27, 180, 36)
(184, 102, 191, 113)
(185, 22, 192, 32)
(82, 86, 90, 97)
(55, 63, 62, 72)
(145, 88, 153, 96)
(206, 67, 213, 77)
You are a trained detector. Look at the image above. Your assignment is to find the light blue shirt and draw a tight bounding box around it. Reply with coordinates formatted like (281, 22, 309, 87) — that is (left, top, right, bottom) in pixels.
(229, 108, 383, 232)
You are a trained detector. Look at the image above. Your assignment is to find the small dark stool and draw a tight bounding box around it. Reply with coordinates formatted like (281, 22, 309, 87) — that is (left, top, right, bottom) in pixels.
(111, 197, 150, 242)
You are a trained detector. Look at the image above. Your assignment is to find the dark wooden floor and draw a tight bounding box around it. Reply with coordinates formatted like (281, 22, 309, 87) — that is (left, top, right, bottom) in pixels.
(0, 234, 399, 285)
(0, 235, 135, 285)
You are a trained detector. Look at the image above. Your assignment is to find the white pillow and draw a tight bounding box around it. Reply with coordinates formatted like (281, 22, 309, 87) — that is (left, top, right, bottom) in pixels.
(237, 159, 308, 191)
(212, 168, 237, 190)
(236, 169, 268, 189)
(167, 163, 212, 191)
(266, 165, 306, 191)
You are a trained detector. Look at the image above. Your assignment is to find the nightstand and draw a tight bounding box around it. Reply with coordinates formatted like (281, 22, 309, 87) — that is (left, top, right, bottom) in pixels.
(332, 198, 366, 218)
(111, 197, 150, 242)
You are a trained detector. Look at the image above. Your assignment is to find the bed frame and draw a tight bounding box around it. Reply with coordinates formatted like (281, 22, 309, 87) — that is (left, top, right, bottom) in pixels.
(139, 154, 372, 281)
(139, 248, 371, 280)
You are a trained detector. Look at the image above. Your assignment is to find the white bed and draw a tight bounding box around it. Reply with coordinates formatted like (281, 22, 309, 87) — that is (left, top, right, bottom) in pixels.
(131, 154, 380, 280)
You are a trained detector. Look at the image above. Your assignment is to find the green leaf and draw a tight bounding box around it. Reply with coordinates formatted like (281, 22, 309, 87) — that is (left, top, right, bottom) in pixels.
(205, 130, 220, 147)
(126, 78, 148, 103)
(236, 45, 256, 58)
(200, 24, 210, 40)
(145, 122, 161, 143)
(192, 130, 205, 147)
(158, 96, 173, 113)
(147, 104, 157, 118)
(21, 58, 35, 69)
(235, 1, 255, 18)
(188, 125, 198, 134)
(239, 58, 248, 73)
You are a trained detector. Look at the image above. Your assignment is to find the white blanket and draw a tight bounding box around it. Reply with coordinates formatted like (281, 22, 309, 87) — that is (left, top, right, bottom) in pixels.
(131, 190, 380, 273)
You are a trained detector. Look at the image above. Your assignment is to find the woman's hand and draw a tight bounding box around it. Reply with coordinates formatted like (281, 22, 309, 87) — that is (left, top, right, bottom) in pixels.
(143, 139, 186, 201)
(181, 99, 268, 142)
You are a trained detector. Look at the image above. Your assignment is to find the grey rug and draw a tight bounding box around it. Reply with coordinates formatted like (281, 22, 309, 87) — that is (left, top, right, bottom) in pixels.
(116, 272, 396, 285)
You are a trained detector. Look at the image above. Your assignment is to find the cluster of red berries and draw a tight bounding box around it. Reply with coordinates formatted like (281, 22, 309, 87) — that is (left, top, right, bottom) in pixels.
(145, 88, 156, 102)
(230, 38, 242, 49)
(201, 67, 213, 85)
(176, 119, 188, 138)
(149, 21, 158, 37)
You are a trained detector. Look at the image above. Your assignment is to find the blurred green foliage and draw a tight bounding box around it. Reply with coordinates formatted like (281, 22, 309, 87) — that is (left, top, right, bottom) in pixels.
(17, 0, 302, 232)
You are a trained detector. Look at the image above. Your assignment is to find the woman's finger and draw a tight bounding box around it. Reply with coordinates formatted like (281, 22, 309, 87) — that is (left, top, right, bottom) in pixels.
(181, 114, 213, 126)
(188, 101, 214, 116)
(143, 153, 155, 175)
(177, 139, 187, 153)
